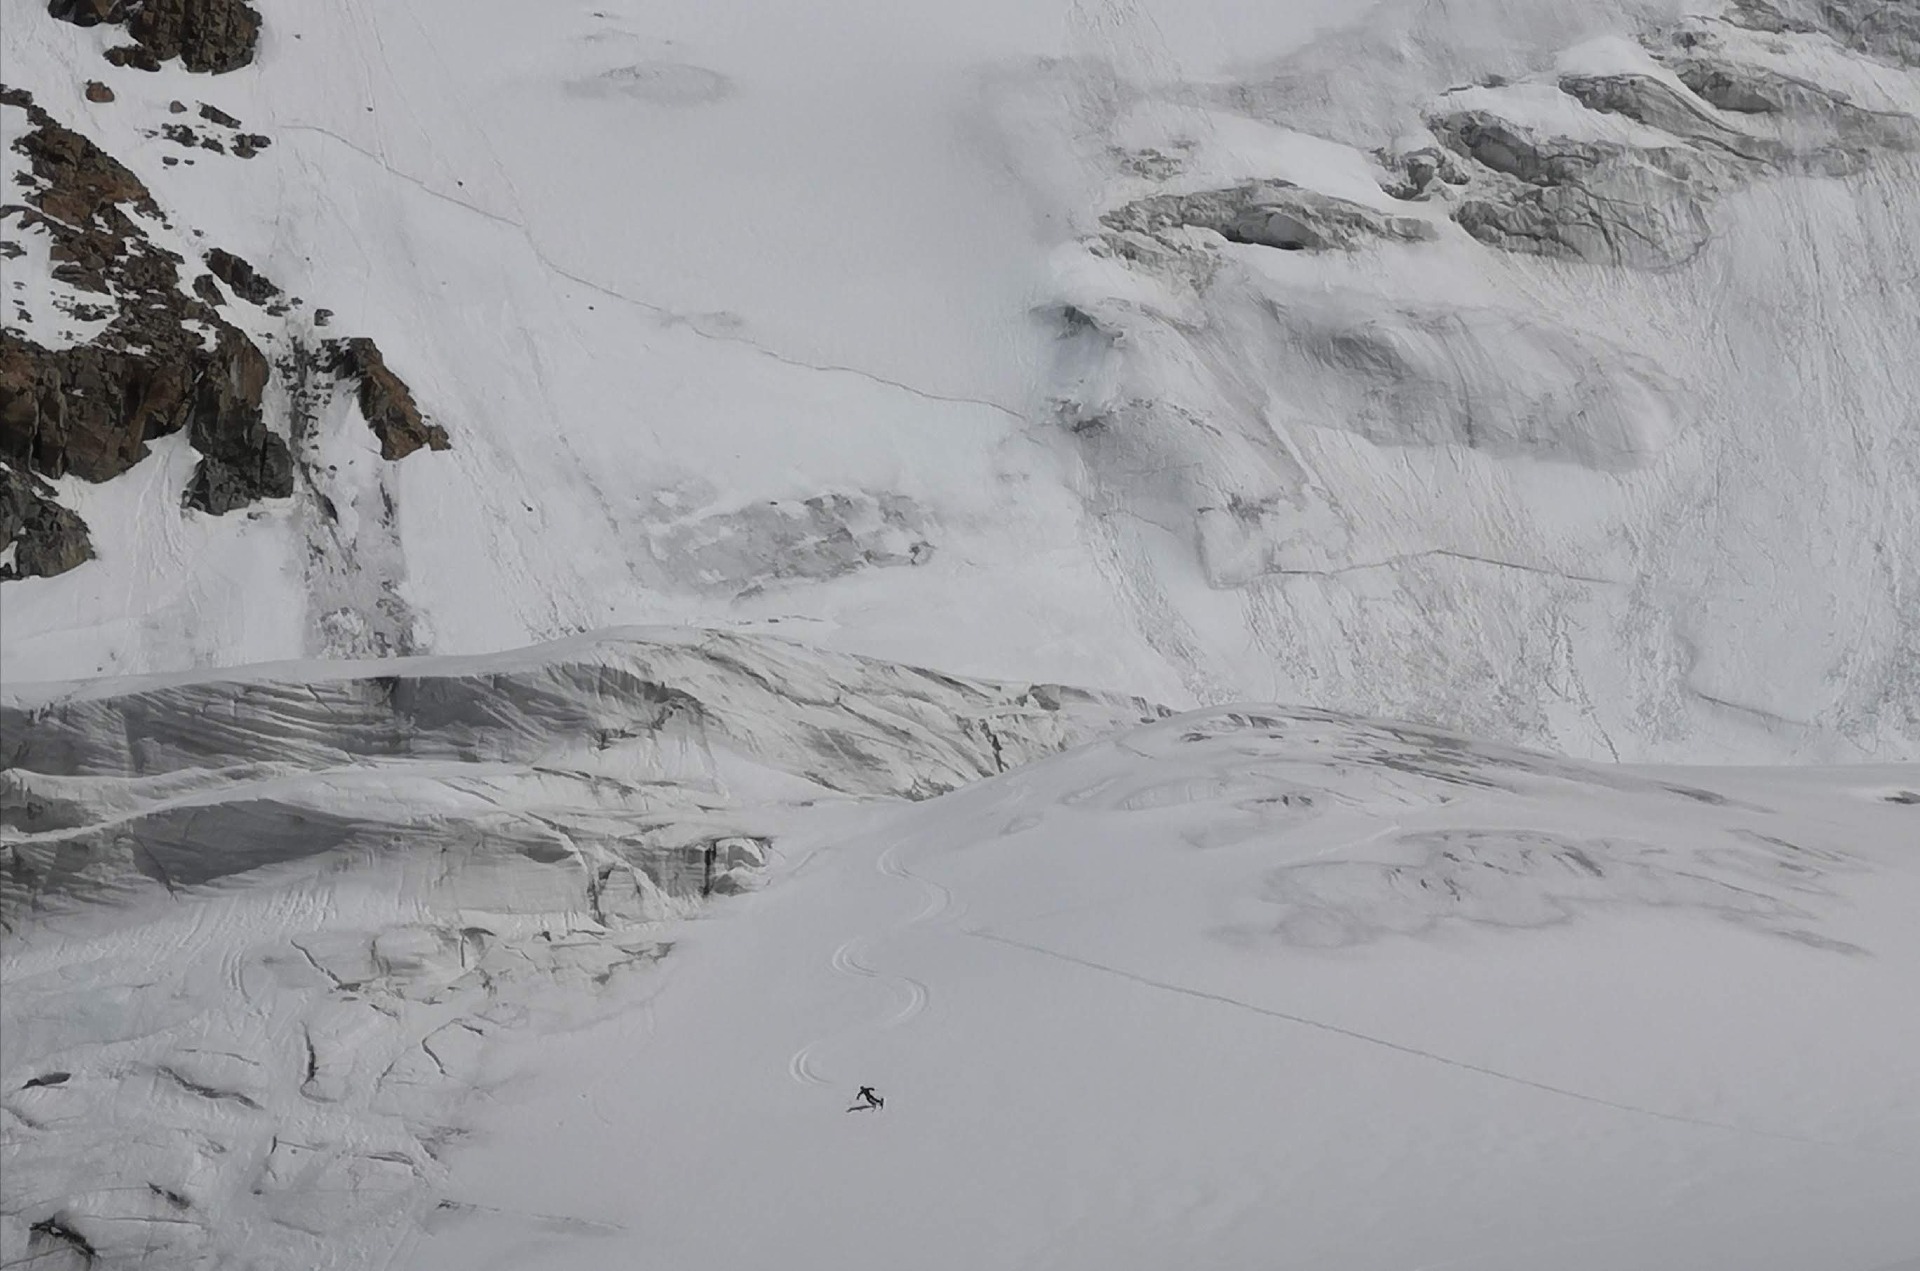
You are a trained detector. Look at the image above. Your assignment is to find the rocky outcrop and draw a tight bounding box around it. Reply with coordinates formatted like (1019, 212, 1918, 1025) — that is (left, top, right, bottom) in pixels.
(204, 246, 279, 304)
(0, 88, 292, 517)
(1103, 179, 1435, 253)
(324, 338, 449, 460)
(180, 328, 292, 514)
(47, 0, 263, 74)
(0, 464, 92, 580)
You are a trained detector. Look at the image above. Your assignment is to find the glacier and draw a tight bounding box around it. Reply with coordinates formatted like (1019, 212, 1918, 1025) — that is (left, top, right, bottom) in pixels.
(3, 0, 1919, 1266)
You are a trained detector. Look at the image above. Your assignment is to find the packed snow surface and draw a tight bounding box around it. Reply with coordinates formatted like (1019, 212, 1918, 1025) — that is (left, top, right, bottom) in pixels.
(4, 0, 1917, 761)
(3, 637, 1915, 1268)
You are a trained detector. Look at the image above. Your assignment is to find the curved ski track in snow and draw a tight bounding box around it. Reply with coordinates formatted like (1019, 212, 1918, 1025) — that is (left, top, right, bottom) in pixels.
(785, 844, 950, 1088)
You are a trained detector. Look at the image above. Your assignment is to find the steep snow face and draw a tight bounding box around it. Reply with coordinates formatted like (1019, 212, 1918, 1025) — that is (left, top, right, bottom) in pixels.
(7, 664, 1913, 1267)
(0, 633, 1162, 1268)
(3, 0, 1917, 760)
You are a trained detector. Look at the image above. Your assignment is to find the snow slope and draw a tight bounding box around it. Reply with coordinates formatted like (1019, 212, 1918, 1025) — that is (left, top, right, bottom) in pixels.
(4, 643, 1914, 1268)
(0, 632, 1161, 1267)
(414, 710, 1920, 1271)
(4, 0, 1916, 761)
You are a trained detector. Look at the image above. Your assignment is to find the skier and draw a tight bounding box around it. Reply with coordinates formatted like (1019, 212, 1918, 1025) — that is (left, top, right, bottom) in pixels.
(847, 1086, 884, 1112)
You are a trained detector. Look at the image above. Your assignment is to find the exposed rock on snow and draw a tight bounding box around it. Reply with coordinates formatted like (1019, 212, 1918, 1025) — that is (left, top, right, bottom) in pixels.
(0, 464, 91, 580)
(202, 246, 278, 304)
(0, 87, 293, 521)
(47, 0, 263, 75)
(323, 338, 449, 462)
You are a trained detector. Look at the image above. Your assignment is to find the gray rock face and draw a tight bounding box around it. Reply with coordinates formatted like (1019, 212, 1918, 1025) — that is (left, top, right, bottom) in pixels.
(0, 464, 92, 580)
(1103, 180, 1436, 253)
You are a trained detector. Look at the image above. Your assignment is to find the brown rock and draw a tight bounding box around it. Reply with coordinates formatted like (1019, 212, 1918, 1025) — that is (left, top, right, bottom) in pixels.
(84, 80, 115, 103)
(0, 90, 290, 510)
(103, 44, 162, 72)
(50, 0, 263, 75)
(204, 247, 279, 304)
(325, 338, 451, 460)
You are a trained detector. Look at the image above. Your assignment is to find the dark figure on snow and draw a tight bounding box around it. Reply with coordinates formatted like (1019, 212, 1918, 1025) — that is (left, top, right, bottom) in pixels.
(848, 1086, 884, 1112)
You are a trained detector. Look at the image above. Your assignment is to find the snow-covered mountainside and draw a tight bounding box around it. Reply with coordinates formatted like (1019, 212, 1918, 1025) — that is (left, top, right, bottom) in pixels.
(3, 2, 1919, 1266)
(3, 0, 1915, 761)
(3, 642, 1914, 1268)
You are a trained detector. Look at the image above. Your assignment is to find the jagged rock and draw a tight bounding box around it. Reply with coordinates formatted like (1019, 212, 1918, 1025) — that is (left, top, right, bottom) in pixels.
(182, 328, 291, 514)
(49, 0, 263, 74)
(1103, 180, 1435, 252)
(205, 247, 279, 304)
(198, 102, 239, 128)
(325, 338, 450, 460)
(3, 339, 187, 480)
(183, 445, 291, 515)
(1, 89, 290, 508)
(102, 43, 161, 72)
(11, 99, 155, 228)
(231, 132, 268, 158)
(83, 80, 113, 103)
(0, 464, 93, 580)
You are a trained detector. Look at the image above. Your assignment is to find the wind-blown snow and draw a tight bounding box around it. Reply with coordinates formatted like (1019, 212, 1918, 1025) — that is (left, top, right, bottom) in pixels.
(3, 0, 1914, 761)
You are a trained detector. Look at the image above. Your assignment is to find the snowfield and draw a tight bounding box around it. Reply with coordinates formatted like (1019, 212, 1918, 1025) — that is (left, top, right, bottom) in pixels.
(3, 638, 1917, 1268)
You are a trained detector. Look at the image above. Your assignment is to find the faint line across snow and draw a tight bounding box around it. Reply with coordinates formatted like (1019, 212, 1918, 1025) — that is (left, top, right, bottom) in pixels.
(965, 927, 1911, 1157)
(276, 123, 1028, 422)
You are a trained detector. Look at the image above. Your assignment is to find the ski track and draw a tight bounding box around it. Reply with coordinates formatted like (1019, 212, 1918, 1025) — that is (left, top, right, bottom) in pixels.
(784, 844, 947, 1089)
